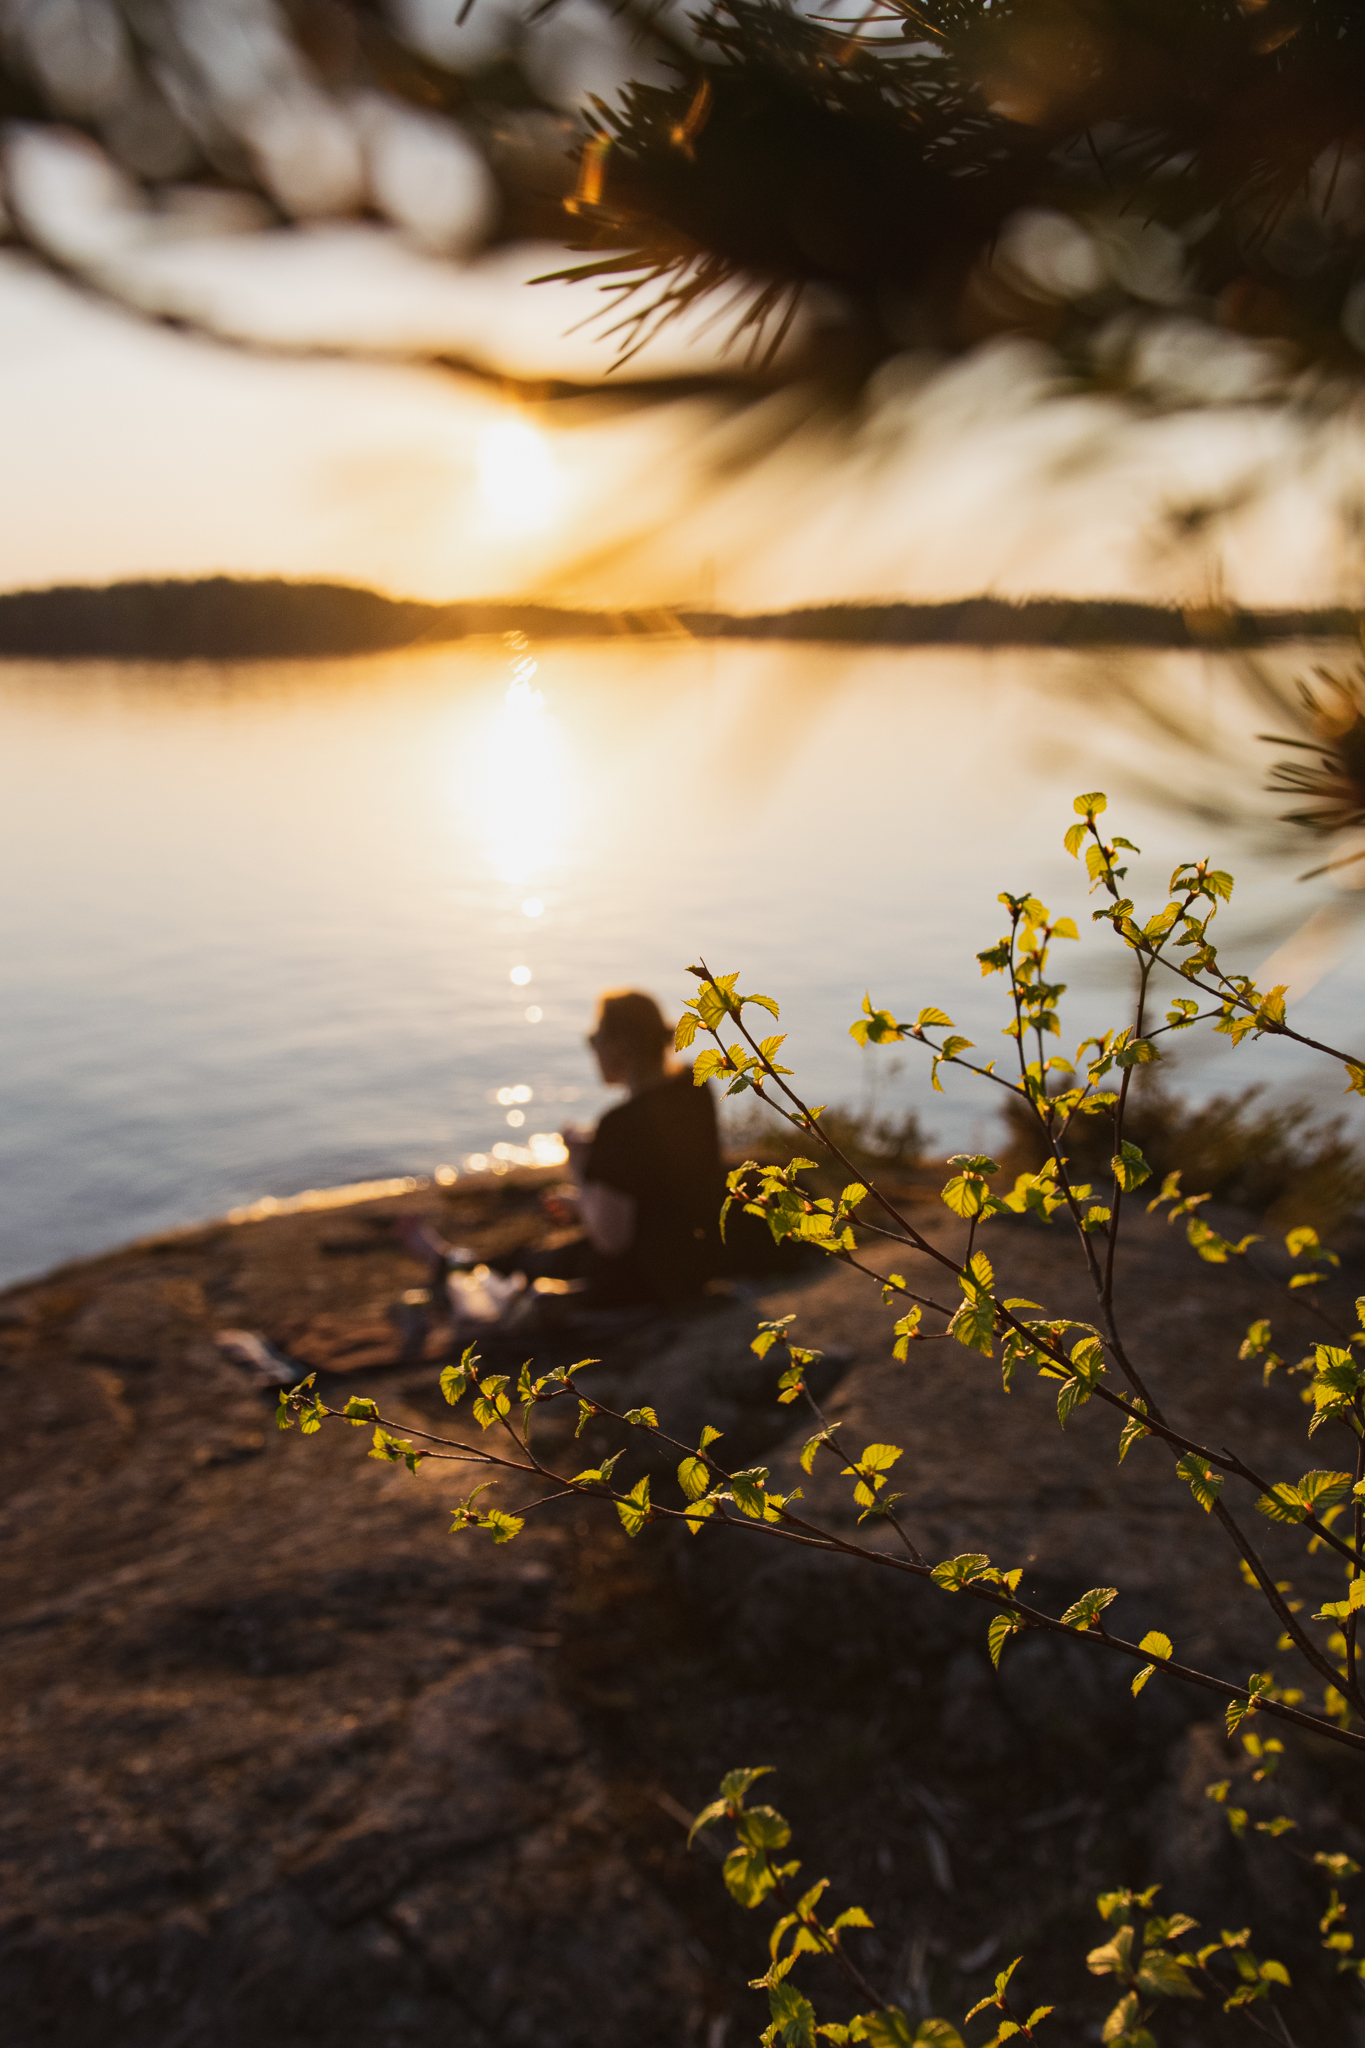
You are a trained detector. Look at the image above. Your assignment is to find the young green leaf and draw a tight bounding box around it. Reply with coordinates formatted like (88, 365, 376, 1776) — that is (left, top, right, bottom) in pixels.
(850, 996, 907, 1046)
(719, 1764, 773, 1803)
(1114, 1037, 1160, 1068)
(1226, 1673, 1274, 1736)
(1134, 1949, 1199, 1999)
(988, 1611, 1023, 1668)
(678, 1455, 711, 1502)
(1314, 1576, 1365, 1622)
(1132, 1630, 1174, 1696)
(572, 1449, 624, 1489)
(736, 1804, 792, 1851)
(1257, 1469, 1352, 1523)
(616, 1475, 651, 1536)
(1118, 1402, 1150, 1463)
(1111, 1141, 1152, 1192)
(1177, 1452, 1224, 1512)
(472, 1375, 511, 1430)
(439, 1360, 470, 1406)
(730, 1468, 770, 1518)
(858, 2014, 965, 2048)
(948, 1293, 996, 1355)
(764, 1978, 817, 2047)
(930, 1553, 993, 1591)
(940, 1167, 1002, 1219)
(723, 1844, 777, 1909)
(968, 1250, 994, 1291)
(1061, 1586, 1118, 1631)
(892, 1305, 922, 1360)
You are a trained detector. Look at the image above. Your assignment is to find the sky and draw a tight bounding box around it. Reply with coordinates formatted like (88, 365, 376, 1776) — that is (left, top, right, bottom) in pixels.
(4, 212, 1365, 613)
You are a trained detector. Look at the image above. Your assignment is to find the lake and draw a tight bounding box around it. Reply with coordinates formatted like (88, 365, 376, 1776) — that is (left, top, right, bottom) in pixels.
(3, 635, 1363, 1287)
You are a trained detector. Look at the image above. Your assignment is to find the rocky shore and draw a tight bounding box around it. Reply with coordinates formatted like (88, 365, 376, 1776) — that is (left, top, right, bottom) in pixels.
(2, 1170, 1363, 2046)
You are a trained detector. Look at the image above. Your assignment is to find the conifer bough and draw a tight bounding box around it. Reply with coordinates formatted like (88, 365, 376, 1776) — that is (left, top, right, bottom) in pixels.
(554, 0, 1365, 364)
(6, 2, 1365, 378)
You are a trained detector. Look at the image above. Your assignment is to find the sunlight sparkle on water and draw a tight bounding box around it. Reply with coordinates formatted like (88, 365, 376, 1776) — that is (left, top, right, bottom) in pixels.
(469, 646, 572, 887)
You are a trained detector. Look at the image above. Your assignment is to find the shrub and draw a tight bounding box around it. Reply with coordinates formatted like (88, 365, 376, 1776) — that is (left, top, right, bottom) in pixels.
(281, 791, 1365, 2046)
(725, 1098, 927, 1195)
(998, 1075, 1365, 1233)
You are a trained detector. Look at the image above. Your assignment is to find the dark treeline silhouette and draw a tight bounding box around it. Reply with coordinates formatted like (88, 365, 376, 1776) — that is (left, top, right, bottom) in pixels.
(0, 577, 1356, 660)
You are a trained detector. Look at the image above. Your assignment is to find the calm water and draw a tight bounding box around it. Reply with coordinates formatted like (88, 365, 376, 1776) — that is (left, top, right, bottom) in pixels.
(3, 637, 1363, 1286)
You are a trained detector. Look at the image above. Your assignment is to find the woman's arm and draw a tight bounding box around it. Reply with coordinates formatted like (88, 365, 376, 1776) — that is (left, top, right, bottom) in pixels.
(579, 1181, 635, 1257)
(561, 1123, 593, 1184)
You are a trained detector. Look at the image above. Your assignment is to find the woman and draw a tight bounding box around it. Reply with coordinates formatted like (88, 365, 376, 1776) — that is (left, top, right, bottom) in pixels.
(400, 990, 726, 1315)
(564, 989, 726, 1306)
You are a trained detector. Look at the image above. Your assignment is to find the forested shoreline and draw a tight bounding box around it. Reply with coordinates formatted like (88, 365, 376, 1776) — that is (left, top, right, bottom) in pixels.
(0, 577, 1355, 661)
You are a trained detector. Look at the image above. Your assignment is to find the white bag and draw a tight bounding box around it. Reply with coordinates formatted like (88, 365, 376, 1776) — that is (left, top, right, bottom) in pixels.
(445, 1264, 527, 1329)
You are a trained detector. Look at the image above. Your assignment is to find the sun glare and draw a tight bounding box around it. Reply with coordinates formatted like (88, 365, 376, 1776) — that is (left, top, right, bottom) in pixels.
(467, 639, 572, 886)
(476, 417, 563, 534)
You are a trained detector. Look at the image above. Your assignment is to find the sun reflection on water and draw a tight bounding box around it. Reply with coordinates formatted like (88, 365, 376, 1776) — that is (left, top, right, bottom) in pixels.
(470, 638, 572, 888)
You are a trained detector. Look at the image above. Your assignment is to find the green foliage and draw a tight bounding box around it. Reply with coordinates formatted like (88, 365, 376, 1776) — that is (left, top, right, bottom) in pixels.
(1000, 1075, 1365, 1234)
(839, 1443, 903, 1516)
(947, 1253, 997, 1356)
(615, 1475, 652, 1536)
(1256, 1469, 1352, 1524)
(439, 1346, 480, 1406)
(940, 1157, 1004, 1220)
(1117, 1403, 1151, 1464)
(1111, 1142, 1152, 1193)
(274, 790, 1365, 2046)
(1175, 1453, 1224, 1513)
(1226, 1674, 1276, 1737)
(849, 995, 909, 1048)
(725, 1100, 927, 1201)
(1061, 1586, 1118, 1632)
(988, 1611, 1024, 1669)
(1131, 1632, 1174, 1697)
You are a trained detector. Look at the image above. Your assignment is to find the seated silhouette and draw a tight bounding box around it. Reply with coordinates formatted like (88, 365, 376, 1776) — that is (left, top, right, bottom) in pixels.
(396, 990, 729, 1318)
(555, 989, 726, 1307)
